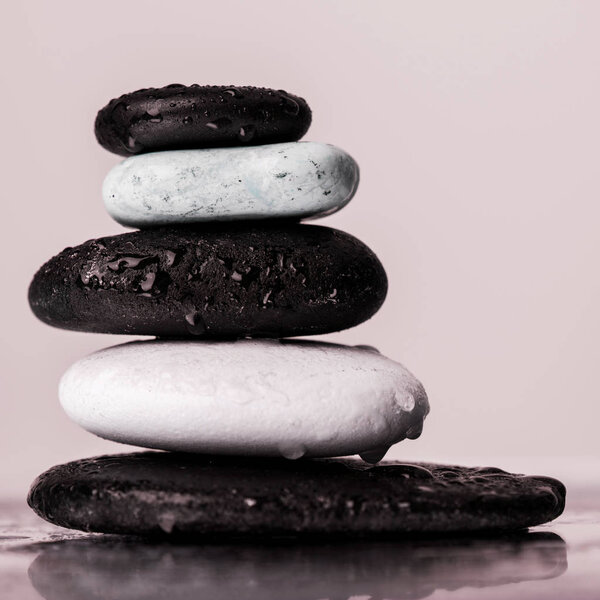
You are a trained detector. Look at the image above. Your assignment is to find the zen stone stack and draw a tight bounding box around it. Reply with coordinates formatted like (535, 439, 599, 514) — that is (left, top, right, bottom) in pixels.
(27, 84, 565, 538)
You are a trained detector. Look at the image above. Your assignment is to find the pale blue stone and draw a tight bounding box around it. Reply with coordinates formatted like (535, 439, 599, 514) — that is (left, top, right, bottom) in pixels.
(103, 142, 359, 226)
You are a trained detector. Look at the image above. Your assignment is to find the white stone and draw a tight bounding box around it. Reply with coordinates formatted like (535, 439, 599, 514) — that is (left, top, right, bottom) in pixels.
(59, 339, 429, 461)
(102, 142, 359, 226)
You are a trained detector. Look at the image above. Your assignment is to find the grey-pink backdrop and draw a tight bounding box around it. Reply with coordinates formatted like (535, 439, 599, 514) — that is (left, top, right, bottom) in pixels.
(2, 0, 599, 498)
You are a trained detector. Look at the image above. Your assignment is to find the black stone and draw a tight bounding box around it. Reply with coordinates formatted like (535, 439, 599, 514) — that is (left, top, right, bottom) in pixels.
(27, 452, 567, 538)
(95, 84, 312, 156)
(28, 224, 387, 338)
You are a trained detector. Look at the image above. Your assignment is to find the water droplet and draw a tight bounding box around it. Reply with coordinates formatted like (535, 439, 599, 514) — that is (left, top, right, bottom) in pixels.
(184, 310, 206, 335)
(157, 512, 176, 534)
(417, 485, 435, 493)
(139, 272, 156, 292)
(205, 117, 232, 130)
(183, 116, 193, 125)
(244, 497, 257, 507)
(279, 443, 306, 460)
(359, 446, 390, 464)
(394, 464, 434, 479)
(395, 391, 415, 412)
(106, 255, 149, 271)
(279, 93, 300, 115)
(144, 108, 163, 123)
(237, 124, 256, 142)
(79, 261, 107, 286)
(223, 87, 244, 98)
(164, 250, 177, 267)
(127, 136, 142, 151)
(355, 344, 380, 354)
(405, 421, 423, 439)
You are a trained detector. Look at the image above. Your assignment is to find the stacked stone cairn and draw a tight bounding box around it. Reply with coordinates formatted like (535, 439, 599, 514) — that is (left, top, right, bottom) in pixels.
(26, 85, 565, 538)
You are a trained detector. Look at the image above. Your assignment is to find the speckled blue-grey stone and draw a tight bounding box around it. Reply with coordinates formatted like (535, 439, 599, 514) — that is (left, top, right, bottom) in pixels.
(102, 142, 359, 226)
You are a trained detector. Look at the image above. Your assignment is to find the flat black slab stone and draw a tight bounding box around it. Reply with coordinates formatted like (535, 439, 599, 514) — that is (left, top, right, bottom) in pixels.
(27, 453, 566, 538)
(95, 84, 311, 156)
(28, 224, 387, 338)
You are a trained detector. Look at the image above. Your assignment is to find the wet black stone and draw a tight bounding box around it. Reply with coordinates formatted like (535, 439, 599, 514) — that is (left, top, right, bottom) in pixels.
(28, 224, 387, 338)
(95, 84, 311, 156)
(27, 453, 567, 538)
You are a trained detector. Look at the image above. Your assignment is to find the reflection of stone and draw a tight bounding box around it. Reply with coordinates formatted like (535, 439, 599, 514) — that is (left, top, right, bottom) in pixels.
(28, 532, 567, 600)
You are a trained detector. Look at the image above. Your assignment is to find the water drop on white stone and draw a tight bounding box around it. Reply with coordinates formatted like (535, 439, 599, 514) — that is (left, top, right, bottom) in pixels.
(279, 443, 306, 460)
(359, 445, 390, 464)
(395, 391, 415, 412)
(355, 344, 380, 353)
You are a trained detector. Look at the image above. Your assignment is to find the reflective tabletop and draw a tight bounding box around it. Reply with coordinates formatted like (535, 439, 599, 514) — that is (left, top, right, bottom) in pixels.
(1, 492, 599, 599)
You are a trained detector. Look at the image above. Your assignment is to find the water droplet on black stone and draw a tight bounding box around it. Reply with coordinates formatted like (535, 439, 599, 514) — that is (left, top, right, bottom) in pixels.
(106, 255, 150, 271)
(144, 106, 163, 123)
(164, 250, 177, 267)
(184, 310, 206, 335)
(127, 136, 142, 151)
(223, 87, 244, 99)
(280, 93, 300, 115)
(237, 124, 256, 142)
(144, 112, 163, 123)
(139, 272, 156, 292)
(206, 117, 232, 130)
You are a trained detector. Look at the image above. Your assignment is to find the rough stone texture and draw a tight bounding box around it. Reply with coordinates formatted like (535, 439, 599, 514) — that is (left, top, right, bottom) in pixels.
(58, 339, 429, 459)
(103, 143, 359, 226)
(95, 84, 311, 156)
(28, 225, 387, 338)
(28, 453, 567, 538)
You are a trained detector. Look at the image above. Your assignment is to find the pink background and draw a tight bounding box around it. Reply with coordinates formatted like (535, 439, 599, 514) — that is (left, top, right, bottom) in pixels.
(2, 1, 599, 498)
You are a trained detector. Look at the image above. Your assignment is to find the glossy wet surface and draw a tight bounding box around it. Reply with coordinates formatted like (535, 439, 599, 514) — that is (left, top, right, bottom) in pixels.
(1, 492, 599, 600)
